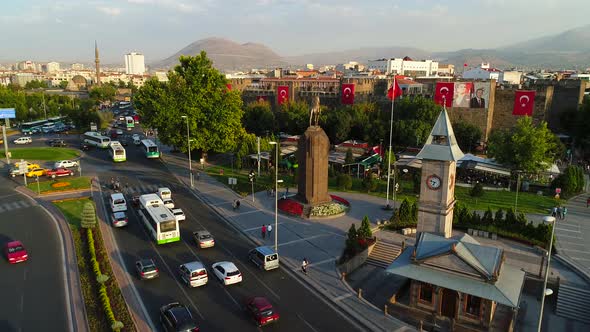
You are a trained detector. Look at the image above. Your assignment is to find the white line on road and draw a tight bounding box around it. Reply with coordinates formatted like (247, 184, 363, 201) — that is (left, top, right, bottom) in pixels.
(560, 248, 590, 254)
(244, 222, 287, 232)
(556, 228, 581, 233)
(279, 234, 329, 247)
(333, 293, 353, 302)
(296, 312, 321, 332)
(570, 256, 590, 262)
(232, 209, 265, 216)
(560, 242, 586, 247)
(555, 234, 583, 239)
(0, 193, 21, 199)
(308, 257, 336, 268)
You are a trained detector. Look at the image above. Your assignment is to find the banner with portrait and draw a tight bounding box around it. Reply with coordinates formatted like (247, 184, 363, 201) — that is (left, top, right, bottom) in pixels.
(470, 82, 489, 109)
(452, 82, 473, 108)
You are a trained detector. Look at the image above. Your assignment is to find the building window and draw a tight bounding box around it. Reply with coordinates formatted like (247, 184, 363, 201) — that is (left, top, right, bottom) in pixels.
(419, 283, 434, 304)
(465, 295, 481, 317)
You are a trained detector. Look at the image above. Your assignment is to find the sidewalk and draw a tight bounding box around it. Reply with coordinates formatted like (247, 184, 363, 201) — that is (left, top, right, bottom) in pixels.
(162, 152, 415, 332)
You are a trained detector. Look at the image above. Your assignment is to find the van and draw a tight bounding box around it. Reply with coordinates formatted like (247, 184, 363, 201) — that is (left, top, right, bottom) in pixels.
(248, 246, 279, 271)
(13, 137, 32, 145)
(110, 193, 127, 212)
(179, 261, 208, 288)
(158, 187, 172, 200)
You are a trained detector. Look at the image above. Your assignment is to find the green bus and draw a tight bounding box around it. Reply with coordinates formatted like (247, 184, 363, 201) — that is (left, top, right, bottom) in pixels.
(141, 139, 160, 158)
(125, 116, 135, 130)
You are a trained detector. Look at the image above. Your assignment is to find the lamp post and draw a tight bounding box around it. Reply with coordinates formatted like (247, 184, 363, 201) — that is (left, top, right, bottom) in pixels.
(537, 216, 556, 332)
(181, 116, 193, 188)
(514, 170, 522, 214)
(269, 141, 281, 252)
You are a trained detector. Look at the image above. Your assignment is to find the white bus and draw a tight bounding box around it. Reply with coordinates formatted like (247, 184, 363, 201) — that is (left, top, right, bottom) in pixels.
(141, 139, 160, 158)
(125, 116, 135, 131)
(83, 131, 111, 148)
(137, 194, 180, 244)
(109, 141, 126, 162)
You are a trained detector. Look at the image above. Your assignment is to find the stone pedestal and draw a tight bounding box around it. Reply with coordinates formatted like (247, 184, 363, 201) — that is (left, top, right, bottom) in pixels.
(297, 126, 331, 205)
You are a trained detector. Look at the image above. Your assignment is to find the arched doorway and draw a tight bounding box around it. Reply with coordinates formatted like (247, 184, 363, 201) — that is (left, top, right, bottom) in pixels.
(441, 288, 457, 319)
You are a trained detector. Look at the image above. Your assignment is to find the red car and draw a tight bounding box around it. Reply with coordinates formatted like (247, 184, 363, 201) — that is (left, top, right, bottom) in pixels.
(46, 167, 74, 178)
(5, 241, 29, 264)
(245, 297, 279, 327)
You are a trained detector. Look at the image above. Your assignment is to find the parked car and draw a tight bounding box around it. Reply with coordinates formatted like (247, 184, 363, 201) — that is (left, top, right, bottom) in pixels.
(159, 302, 200, 332)
(13, 137, 32, 145)
(80, 142, 91, 151)
(54, 160, 78, 169)
(245, 297, 280, 327)
(111, 211, 128, 227)
(14, 162, 40, 171)
(46, 168, 74, 178)
(170, 208, 185, 222)
(5, 240, 29, 264)
(135, 259, 159, 280)
(50, 139, 67, 147)
(26, 168, 47, 178)
(211, 261, 242, 286)
(193, 231, 215, 249)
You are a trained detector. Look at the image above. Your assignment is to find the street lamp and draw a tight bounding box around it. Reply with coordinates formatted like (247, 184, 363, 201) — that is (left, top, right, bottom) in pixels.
(514, 170, 522, 214)
(269, 141, 283, 252)
(537, 216, 557, 332)
(181, 116, 193, 188)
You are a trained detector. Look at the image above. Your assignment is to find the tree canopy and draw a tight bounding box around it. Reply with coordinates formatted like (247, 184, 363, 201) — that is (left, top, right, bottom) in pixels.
(134, 52, 244, 156)
(453, 120, 482, 153)
(487, 116, 561, 173)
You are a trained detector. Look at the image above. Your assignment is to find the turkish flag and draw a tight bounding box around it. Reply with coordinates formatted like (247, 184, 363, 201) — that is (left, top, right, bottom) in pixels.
(226, 83, 232, 91)
(434, 82, 454, 107)
(341, 83, 355, 104)
(387, 79, 402, 100)
(513, 90, 536, 116)
(277, 86, 289, 105)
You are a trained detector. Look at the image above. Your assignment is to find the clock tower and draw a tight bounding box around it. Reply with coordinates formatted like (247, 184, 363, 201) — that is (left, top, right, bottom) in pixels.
(415, 108, 464, 238)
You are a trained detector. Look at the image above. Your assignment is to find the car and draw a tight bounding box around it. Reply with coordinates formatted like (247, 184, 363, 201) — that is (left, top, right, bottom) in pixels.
(46, 168, 74, 178)
(135, 259, 159, 280)
(211, 261, 242, 286)
(132, 133, 140, 141)
(14, 161, 40, 171)
(116, 129, 123, 135)
(9, 167, 26, 177)
(5, 240, 29, 264)
(26, 168, 47, 178)
(111, 211, 128, 227)
(245, 297, 280, 327)
(193, 231, 215, 249)
(159, 302, 200, 332)
(13, 136, 32, 144)
(50, 139, 67, 147)
(163, 198, 175, 209)
(170, 208, 185, 222)
(80, 142, 91, 151)
(54, 160, 79, 169)
(110, 130, 118, 139)
(120, 138, 129, 146)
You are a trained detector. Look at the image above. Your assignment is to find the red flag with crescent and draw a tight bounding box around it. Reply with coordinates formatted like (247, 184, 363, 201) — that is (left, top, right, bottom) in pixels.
(513, 90, 536, 116)
(341, 83, 355, 104)
(387, 79, 402, 100)
(277, 86, 289, 105)
(434, 82, 454, 107)
(226, 83, 232, 91)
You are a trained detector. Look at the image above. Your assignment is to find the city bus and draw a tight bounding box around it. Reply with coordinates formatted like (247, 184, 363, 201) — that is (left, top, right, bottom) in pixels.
(141, 139, 160, 158)
(83, 131, 111, 148)
(119, 101, 131, 109)
(20, 117, 65, 134)
(109, 141, 126, 162)
(125, 116, 134, 131)
(137, 194, 180, 244)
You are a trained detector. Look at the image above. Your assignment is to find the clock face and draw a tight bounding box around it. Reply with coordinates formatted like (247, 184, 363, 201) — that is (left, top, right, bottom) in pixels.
(427, 175, 442, 190)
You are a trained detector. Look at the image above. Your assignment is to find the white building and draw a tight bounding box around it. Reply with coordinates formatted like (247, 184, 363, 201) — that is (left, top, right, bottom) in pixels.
(462, 66, 504, 84)
(17, 61, 36, 71)
(125, 52, 146, 75)
(367, 57, 439, 77)
(45, 62, 60, 73)
(71, 63, 85, 70)
(503, 71, 523, 85)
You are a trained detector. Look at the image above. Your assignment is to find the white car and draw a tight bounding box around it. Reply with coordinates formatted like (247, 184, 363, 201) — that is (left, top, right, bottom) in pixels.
(170, 208, 185, 222)
(116, 129, 123, 135)
(212, 261, 242, 286)
(163, 198, 175, 209)
(54, 160, 79, 169)
(13, 137, 32, 145)
(132, 134, 140, 141)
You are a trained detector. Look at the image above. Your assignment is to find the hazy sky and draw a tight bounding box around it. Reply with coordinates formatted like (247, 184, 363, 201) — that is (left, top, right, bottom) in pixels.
(1, 0, 589, 64)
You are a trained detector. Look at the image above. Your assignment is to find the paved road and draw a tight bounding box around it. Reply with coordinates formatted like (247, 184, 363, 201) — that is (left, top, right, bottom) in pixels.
(0, 176, 70, 332)
(86, 126, 361, 331)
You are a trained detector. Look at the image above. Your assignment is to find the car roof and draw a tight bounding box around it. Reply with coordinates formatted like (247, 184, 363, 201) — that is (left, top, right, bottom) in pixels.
(182, 261, 206, 271)
(169, 306, 195, 328)
(249, 297, 273, 310)
(214, 261, 237, 271)
(6, 240, 23, 247)
(171, 208, 182, 212)
(113, 211, 126, 218)
(194, 230, 211, 237)
(253, 246, 277, 256)
(138, 258, 155, 266)
(111, 193, 125, 200)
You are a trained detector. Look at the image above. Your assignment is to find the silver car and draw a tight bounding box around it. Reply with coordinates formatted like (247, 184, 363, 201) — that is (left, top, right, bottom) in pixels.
(193, 231, 215, 249)
(135, 259, 159, 280)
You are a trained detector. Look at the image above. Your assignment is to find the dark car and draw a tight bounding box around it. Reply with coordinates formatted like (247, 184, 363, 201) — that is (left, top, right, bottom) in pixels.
(80, 142, 91, 151)
(245, 297, 280, 327)
(50, 139, 67, 147)
(120, 138, 129, 146)
(160, 302, 199, 332)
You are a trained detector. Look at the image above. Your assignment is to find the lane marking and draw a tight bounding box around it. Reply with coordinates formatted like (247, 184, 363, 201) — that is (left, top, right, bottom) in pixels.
(333, 293, 353, 301)
(279, 234, 328, 247)
(570, 256, 590, 262)
(0, 193, 21, 199)
(556, 228, 581, 233)
(296, 312, 321, 332)
(559, 248, 590, 254)
(307, 258, 336, 268)
(244, 222, 287, 232)
(555, 234, 583, 239)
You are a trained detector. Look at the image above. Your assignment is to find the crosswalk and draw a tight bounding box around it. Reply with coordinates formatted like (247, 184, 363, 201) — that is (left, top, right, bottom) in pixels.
(0, 199, 37, 214)
(104, 183, 180, 196)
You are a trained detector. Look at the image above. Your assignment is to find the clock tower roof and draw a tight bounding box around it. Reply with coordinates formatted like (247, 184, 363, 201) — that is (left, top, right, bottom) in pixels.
(416, 108, 464, 162)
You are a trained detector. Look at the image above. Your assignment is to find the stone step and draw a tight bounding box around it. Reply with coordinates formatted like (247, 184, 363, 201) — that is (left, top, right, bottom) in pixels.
(366, 241, 402, 269)
(555, 283, 590, 323)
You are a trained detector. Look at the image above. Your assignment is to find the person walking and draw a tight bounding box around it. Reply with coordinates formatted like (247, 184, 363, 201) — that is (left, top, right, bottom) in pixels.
(266, 224, 273, 237)
(261, 224, 267, 239)
(552, 206, 557, 217)
(301, 258, 309, 275)
(557, 206, 563, 220)
(563, 207, 568, 220)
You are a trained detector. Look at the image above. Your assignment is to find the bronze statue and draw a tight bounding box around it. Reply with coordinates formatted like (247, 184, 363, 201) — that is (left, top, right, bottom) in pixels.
(309, 96, 322, 127)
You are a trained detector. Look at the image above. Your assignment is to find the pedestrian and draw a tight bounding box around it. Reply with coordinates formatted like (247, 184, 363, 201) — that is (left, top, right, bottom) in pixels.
(196, 171, 200, 181)
(552, 206, 557, 217)
(587, 197, 590, 208)
(563, 207, 568, 220)
(232, 200, 237, 210)
(261, 224, 266, 239)
(236, 199, 240, 210)
(557, 206, 563, 220)
(266, 224, 272, 237)
(301, 258, 309, 275)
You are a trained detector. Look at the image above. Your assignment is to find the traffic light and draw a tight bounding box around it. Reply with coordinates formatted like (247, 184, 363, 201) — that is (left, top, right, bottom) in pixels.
(248, 170, 255, 182)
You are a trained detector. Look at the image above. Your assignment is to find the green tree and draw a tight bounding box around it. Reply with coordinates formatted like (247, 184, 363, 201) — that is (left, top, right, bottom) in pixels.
(243, 100, 275, 136)
(336, 173, 353, 190)
(24, 80, 48, 89)
(470, 183, 484, 197)
(358, 216, 373, 239)
(362, 170, 378, 193)
(453, 120, 482, 153)
(487, 117, 560, 173)
(89, 84, 117, 103)
(274, 100, 310, 134)
(324, 107, 352, 143)
(134, 52, 244, 159)
(344, 223, 360, 256)
(81, 202, 97, 228)
(345, 148, 354, 164)
(58, 81, 69, 89)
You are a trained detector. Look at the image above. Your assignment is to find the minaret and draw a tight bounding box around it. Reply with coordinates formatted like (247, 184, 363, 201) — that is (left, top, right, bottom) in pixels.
(415, 104, 464, 238)
(94, 41, 101, 86)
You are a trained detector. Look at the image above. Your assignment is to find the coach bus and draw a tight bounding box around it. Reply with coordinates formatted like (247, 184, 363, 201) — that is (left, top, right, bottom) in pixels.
(141, 139, 160, 158)
(21, 117, 65, 134)
(137, 194, 180, 244)
(125, 116, 134, 131)
(83, 131, 111, 148)
(109, 141, 127, 162)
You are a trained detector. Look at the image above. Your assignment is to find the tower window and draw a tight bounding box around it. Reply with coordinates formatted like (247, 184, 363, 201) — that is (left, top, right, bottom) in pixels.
(419, 283, 434, 304)
(432, 135, 448, 145)
(464, 294, 482, 317)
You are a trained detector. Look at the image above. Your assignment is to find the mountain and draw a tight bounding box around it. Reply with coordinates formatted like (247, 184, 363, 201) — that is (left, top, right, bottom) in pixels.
(500, 24, 590, 53)
(151, 37, 287, 71)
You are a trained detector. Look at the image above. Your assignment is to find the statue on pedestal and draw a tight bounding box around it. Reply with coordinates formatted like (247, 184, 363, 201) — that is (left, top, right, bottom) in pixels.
(309, 96, 322, 127)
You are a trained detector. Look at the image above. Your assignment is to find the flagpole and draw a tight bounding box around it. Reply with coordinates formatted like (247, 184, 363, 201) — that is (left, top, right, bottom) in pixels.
(385, 77, 395, 210)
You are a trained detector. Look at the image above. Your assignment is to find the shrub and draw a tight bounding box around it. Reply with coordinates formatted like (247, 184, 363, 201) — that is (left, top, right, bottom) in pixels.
(277, 198, 303, 216)
(336, 173, 353, 190)
(470, 183, 484, 197)
(358, 216, 373, 239)
(310, 202, 347, 217)
(362, 171, 379, 193)
(81, 202, 97, 228)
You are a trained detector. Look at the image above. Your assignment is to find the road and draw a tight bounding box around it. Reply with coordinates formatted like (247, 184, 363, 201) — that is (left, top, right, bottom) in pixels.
(85, 125, 361, 331)
(0, 176, 70, 332)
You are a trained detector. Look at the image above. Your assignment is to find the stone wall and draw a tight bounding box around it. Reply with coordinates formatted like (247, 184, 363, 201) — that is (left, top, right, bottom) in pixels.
(490, 88, 550, 131)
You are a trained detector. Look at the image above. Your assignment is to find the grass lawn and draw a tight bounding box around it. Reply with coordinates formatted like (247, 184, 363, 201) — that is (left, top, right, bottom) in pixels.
(1, 147, 80, 161)
(27, 176, 91, 194)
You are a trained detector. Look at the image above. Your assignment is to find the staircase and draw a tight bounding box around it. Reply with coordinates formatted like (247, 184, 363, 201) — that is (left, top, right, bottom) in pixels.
(555, 283, 590, 323)
(366, 241, 402, 269)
